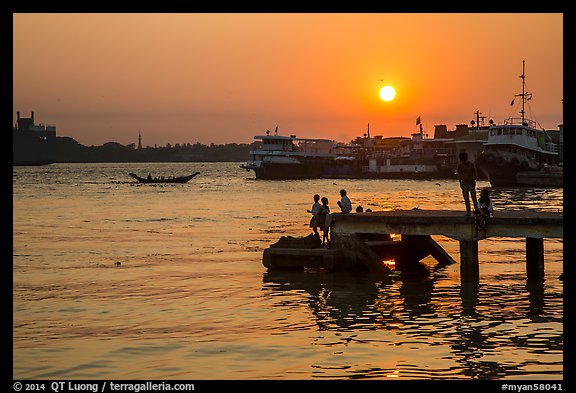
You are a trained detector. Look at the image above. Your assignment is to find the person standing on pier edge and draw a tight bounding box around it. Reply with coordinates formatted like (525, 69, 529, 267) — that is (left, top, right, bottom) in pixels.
(317, 197, 330, 245)
(307, 194, 321, 236)
(457, 151, 478, 216)
(337, 189, 352, 213)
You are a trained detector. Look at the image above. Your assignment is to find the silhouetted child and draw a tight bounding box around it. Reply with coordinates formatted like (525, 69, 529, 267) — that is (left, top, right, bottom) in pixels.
(477, 188, 493, 217)
(337, 189, 352, 213)
(474, 188, 493, 236)
(457, 151, 478, 216)
(356, 206, 364, 213)
(317, 197, 330, 245)
(307, 194, 321, 235)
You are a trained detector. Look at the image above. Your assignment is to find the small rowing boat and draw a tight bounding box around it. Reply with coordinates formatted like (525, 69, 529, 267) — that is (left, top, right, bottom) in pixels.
(129, 172, 200, 184)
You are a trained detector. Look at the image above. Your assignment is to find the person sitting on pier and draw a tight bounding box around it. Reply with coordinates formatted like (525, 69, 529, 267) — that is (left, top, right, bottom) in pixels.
(474, 188, 493, 236)
(356, 205, 364, 213)
(317, 197, 330, 245)
(477, 188, 493, 217)
(307, 194, 321, 236)
(457, 151, 478, 216)
(337, 189, 352, 213)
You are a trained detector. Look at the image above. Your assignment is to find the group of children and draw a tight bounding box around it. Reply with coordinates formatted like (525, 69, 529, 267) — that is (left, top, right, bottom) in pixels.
(307, 189, 352, 245)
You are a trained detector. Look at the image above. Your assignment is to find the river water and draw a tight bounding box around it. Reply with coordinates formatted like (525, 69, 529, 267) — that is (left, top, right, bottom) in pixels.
(12, 162, 563, 380)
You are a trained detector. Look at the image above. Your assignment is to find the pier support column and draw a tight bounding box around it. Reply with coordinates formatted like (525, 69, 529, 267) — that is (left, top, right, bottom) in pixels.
(459, 240, 479, 283)
(330, 233, 392, 275)
(460, 280, 479, 316)
(526, 237, 544, 279)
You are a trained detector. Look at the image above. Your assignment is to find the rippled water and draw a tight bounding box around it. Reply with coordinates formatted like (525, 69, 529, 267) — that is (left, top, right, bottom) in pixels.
(13, 162, 563, 380)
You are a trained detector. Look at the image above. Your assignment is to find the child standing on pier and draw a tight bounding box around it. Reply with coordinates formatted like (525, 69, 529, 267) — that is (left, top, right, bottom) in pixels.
(317, 197, 331, 245)
(457, 151, 478, 216)
(307, 194, 321, 236)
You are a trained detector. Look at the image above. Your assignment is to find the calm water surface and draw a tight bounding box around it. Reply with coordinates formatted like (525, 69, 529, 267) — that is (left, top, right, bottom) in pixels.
(12, 163, 563, 380)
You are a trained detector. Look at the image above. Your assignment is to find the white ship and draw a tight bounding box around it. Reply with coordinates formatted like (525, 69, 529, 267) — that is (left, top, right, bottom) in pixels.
(475, 61, 562, 187)
(240, 128, 349, 179)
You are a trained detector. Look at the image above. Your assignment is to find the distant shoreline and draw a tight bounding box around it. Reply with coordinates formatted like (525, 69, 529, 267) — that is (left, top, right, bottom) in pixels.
(52, 136, 256, 163)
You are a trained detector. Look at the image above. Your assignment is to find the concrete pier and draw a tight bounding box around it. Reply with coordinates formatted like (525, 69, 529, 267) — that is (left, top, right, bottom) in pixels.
(263, 247, 355, 271)
(262, 209, 562, 284)
(330, 209, 562, 282)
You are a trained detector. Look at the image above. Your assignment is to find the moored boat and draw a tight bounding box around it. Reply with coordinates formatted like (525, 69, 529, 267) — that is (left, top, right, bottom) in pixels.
(240, 129, 353, 179)
(241, 123, 489, 180)
(516, 165, 563, 187)
(129, 172, 200, 184)
(476, 61, 562, 187)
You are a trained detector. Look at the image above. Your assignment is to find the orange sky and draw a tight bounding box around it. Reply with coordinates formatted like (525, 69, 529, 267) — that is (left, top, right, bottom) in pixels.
(13, 13, 563, 147)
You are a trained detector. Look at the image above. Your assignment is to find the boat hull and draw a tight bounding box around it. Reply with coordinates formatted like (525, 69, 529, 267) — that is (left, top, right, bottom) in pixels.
(476, 151, 561, 187)
(476, 160, 520, 187)
(516, 170, 563, 187)
(129, 172, 200, 183)
(246, 161, 456, 180)
(251, 161, 355, 180)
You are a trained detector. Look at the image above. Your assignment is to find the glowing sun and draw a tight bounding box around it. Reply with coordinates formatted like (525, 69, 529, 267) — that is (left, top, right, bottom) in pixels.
(379, 85, 396, 101)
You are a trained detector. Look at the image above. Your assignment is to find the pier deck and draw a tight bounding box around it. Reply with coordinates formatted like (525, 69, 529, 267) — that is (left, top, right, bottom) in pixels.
(330, 209, 562, 240)
(330, 209, 563, 282)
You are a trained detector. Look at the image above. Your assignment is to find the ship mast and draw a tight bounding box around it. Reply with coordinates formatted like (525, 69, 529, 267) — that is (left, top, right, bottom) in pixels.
(474, 110, 486, 128)
(514, 60, 532, 126)
(520, 60, 526, 125)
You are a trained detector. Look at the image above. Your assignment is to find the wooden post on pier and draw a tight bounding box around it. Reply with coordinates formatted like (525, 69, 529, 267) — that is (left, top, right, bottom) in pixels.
(526, 237, 545, 279)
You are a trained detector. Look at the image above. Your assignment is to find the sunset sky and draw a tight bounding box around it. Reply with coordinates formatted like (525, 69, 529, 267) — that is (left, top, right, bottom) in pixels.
(13, 13, 563, 147)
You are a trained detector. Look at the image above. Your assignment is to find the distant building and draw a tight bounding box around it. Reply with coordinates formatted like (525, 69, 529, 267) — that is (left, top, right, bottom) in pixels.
(13, 111, 57, 165)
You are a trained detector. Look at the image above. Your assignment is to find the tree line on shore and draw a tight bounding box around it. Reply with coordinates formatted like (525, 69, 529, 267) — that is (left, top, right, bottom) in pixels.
(54, 137, 257, 163)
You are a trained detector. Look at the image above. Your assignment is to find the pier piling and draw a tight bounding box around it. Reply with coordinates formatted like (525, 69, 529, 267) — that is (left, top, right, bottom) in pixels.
(526, 237, 545, 279)
(459, 240, 479, 282)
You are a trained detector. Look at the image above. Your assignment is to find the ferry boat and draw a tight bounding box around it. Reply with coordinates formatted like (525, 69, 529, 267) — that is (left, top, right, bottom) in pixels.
(240, 128, 358, 179)
(13, 111, 57, 166)
(475, 61, 562, 187)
